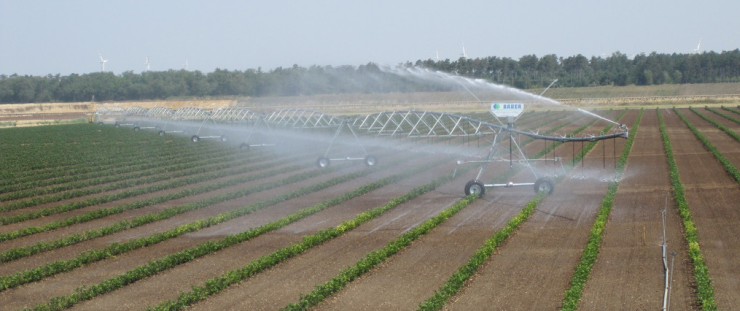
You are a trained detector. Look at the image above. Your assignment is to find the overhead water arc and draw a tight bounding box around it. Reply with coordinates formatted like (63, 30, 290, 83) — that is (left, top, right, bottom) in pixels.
(379, 66, 563, 107)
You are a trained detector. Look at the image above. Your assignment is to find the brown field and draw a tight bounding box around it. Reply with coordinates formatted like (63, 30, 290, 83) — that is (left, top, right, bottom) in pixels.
(2, 92, 740, 310)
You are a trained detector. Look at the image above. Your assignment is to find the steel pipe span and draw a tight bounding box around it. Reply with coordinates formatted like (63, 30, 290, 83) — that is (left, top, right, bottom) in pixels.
(352, 110, 628, 141)
(101, 106, 628, 142)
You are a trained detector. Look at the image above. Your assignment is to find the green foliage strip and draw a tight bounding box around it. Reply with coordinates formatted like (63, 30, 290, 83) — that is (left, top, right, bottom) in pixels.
(683, 107, 740, 185)
(0, 162, 346, 291)
(659, 109, 716, 310)
(26, 157, 451, 311)
(560, 109, 642, 310)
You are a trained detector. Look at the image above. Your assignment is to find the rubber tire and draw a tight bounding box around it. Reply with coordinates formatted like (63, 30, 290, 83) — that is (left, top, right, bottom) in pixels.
(534, 177, 554, 194)
(365, 155, 377, 166)
(240, 143, 250, 151)
(464, 180, 486, 196)
(191, 135, 200, 142)
(220, 135, 227, 142)
(133, 126, 139, 131)
(317, 157, 330, 169)
(115, 122, 120, 128)
(158, 131, 165, 136)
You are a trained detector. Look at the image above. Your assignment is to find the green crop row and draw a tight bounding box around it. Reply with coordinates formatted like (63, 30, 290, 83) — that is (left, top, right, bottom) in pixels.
(0, 154, 302, 243)
(0, 152, 294, 223)
(2, 150, 240, 212)
(26, 155, 452, 311)
(149, 162, 467, 311)
(2, 148, 400, 290)
(0, 149, 256, 202)
(0, 124, 205, 180)
(0, 156, 378, 292)
(681, 108, 740, 184)
(693, 107, 740, 142)
(0, 145, 238, 195)
(285, 195, 483, 311)
(416, 193, 545, 311)
(659, 109, 716, 310)
(560, 109, 642, 310)
(0, 160, 308, 262)
(708, 106, 740, 126)
(720, 105, 740, 116)
(1, 139, 228, 187)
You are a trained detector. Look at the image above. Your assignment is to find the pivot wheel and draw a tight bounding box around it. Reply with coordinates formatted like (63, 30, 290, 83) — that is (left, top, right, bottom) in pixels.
(240, 143, 250, 151)
(534, 177, 554, 195)
(316, 157, 330, 169)
(114, 122, 120, 128)
(464, 180, 486, 196)
(220, 135, 227, 142)
(133, 126, 140, 131)
(191, 135, 200, 142)
(158, 131, 165, 136)
(364, 155, 377, 166)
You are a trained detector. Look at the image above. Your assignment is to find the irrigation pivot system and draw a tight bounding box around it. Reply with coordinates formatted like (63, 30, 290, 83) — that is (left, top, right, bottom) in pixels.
(132, 106, 174, 131)
(93, 106, 126, 126)
(265, 109, 377, 168)
(351, 105, 628, 195)
(95, 103, 628, 196)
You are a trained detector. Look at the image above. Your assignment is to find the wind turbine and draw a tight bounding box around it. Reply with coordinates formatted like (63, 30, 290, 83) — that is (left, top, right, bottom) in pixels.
(98, 53, 108, 72)
(436, 51, 440, 61)
(145, 57, 150, 72)
(461, 43, 468, 59)
(184, 60, 189, 70)
(693, 38, 702, 53)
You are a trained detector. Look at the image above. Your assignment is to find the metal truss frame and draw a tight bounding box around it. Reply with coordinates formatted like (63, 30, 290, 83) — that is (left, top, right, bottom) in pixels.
(94, 106, 126, 125)
(190, 107, 272, 146)
(115, 106, 148, 128)
(98, 105, 628, 196)
(353, 110, 628, 195)
(266, 109, 375, 168)
(265, 108, 346, 129)
(133, 106, 174, 131)
(158, 106, 211, 136)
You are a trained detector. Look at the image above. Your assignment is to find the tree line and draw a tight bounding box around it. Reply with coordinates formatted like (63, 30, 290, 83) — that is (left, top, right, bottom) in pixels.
(1, 50, 738, 104)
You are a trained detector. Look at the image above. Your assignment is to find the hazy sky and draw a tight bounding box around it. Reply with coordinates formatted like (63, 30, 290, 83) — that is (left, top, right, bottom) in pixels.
(1, 0, 738, 76)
